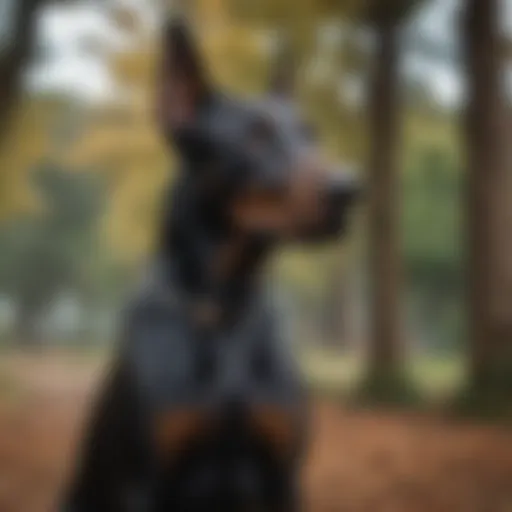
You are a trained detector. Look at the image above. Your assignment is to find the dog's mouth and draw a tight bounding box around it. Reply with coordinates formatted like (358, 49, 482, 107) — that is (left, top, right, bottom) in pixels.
(230, 170, 360, 242)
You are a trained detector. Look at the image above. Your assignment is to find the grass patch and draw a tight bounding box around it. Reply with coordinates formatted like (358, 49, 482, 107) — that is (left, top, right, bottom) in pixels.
(300, 347, 465, 402)
(355, 368, 421, 406)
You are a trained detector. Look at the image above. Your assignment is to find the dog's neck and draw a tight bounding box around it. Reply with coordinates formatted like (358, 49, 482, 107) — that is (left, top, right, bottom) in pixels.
(160, 172, 271, 323)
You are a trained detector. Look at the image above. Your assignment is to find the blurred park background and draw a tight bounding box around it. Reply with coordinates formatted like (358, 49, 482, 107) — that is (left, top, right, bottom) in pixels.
(0, 0, 512, 511)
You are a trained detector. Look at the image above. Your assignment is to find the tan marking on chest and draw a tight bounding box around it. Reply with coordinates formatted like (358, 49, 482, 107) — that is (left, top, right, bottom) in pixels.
(154, 405, 298, 462)
(249, 405, 297, 460)
(154, 408, 212, 459)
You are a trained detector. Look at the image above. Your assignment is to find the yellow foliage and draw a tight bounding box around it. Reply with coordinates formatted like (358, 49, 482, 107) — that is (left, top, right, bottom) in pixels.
(102, 162, 173, 262)
(65, 115, 167, 170)
(201, 26, 268, 94)
(68, 104, 172, 260)
(61, 40, 174, 261)
(0, 97, 60, 218)
(112, 49, 156, 89)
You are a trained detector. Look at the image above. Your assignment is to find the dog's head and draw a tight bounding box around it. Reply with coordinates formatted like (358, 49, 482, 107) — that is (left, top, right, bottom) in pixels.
(158, 19, 360, 245)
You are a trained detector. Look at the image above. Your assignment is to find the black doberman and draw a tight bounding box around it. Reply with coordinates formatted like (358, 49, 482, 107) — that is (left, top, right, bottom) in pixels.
(61, 19, 359, 512)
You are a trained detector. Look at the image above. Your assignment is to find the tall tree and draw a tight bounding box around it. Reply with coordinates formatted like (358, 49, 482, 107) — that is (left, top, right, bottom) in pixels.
(360, 0, 421, 401)
(463, 0, 512, 410)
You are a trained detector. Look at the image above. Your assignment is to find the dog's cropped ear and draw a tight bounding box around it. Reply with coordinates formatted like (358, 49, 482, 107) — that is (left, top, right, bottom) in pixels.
(268, 37, 297, 99)
(157, 18, 211, 133)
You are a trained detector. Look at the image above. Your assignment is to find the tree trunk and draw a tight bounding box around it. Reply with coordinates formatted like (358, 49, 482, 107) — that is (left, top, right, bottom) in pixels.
(0, 0, 42, 135)
(463, 0, 512, 400)
(366, 19, 403, 380)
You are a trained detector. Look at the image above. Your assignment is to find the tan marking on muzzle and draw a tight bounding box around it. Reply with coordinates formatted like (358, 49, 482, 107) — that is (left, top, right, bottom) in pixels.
(231, 189, 291, 233)
(230, 157, 326, 236)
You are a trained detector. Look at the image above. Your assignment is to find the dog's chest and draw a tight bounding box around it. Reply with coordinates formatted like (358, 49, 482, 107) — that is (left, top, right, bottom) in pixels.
(126, 298, 303, 464)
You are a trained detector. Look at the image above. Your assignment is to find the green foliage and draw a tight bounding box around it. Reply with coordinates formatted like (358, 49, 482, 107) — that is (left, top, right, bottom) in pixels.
(0, 165, 107, 332)
(402, 148, 463, 350)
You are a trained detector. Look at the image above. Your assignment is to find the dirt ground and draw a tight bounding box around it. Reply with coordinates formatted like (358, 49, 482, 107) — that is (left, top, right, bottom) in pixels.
(0, 353, 511, 512)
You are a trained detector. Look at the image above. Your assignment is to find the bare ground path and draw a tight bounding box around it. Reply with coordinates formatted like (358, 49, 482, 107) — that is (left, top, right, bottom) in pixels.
(0, 352, 511, 512)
